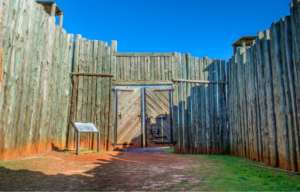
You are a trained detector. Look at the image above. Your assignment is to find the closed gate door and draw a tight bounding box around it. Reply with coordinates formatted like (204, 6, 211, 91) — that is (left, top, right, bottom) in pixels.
(145, 87, 173, 147)
(115, 87, 142, 148)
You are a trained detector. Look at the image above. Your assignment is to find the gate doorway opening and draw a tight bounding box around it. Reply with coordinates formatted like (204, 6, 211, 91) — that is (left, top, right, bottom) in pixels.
(113, 85, 174, 149)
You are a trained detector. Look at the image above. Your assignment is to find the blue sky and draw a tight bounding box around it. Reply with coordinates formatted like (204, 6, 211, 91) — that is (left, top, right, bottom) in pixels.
(51, 0, 291, 60)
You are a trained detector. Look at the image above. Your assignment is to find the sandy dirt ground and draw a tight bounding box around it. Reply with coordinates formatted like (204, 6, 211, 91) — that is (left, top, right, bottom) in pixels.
(0, 148, 209, 191)
(1, 147, 299, 191)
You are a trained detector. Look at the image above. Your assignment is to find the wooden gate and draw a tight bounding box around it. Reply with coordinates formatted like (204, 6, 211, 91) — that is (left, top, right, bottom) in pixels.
(115, 87, 142, 148)
(145, 87, 173, 147)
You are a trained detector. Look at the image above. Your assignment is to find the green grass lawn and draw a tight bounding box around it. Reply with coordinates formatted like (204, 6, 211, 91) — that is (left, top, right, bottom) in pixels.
(167, 149, 300, 191)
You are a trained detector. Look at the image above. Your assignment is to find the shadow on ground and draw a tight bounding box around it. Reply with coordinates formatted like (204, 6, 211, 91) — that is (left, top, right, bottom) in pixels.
(0, 148, 299, 191)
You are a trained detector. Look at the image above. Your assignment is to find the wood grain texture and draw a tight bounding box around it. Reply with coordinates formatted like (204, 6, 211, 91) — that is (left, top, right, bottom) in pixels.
(108, 40, 117, 151)
(270, 22, 290, 170)
(116, 87, 142, 148)
(145, 87, 171, 147)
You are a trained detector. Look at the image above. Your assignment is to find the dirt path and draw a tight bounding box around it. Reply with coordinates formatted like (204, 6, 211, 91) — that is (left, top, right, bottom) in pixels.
(1, 148, 299, 191)
(0, 148, 209, 191)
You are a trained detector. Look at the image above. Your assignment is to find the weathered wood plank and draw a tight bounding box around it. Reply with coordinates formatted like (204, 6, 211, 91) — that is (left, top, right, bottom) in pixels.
(241, 48, 249, 158)
(0, 0, 11, 93)
(239, 49, 245, 158)
(199, 58, 205, 154)
(157, 57, 161, 81)
(67, 34, 81, 149)
(22, 4, 44, 158)
(13, 0, 35, 155)
(0, 0, 18, 122)
(213, 60, 218, 154)
(217, 59, 222, 154)
(19, 1, 41, 155)
(104, 45, 110, 150)
(161, 57, 165, 81)
(270, 22, 290, 170)
(173, 52, 180, 153)
(60, 33, 73, 149)
(194, 57, 199, 153)
(263, 30, 277, 167)
(81, 40, 90, 149)
(233, 53, 238, 156)
(120, 57, 124, 81)
(130, 56, 135, 81)
(245, 48, 253, 160)
(97, 41, 105, 150)
(125, 56, 130, 81)
(190, 57, 195, 153)
(209, 59, 216, 154)
(37, 11, 55, 152)
(221, 60, 228, 153)
(186, 54, 192, 153)
(48, 26, 61, 148)
(253, 40, 263, 162)
(290, 3, 300, 157)
(279, 17, 298, 171)
(236, 49, 242, 157)
(108, 40, 117, 151)
(86, 39, 94, 148)
(256, 31, 270, 164)
(169, 55, 173, 81)
(146, 56, 150, 81)
(150, 57, 154, 81)
(1, 0, 28, 158)
(283, 14, 300, 171)
(229, 56, 234, 155)
(90, 41, 98, 149)
(55, 29, 67, 149)
(154, 57, 158, 80)
(141, 56, 145, 81)
(182, 54, 188, 153)
(249, 40, 259, 161)
(137, 57, 141, 81)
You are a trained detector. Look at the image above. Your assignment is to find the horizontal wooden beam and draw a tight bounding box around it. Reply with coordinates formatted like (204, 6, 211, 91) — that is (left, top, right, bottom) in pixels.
(172, 79, 228, 84)
(70, 73, 114, 77)
(114, 53, 174, 57)
(113, 81, 173, 85)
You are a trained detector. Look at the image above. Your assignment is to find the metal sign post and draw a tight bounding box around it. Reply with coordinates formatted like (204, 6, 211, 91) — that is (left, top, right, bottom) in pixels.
(71, 121, 100, 155)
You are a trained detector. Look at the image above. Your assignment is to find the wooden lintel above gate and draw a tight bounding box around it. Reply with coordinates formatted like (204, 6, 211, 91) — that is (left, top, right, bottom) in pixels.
(113, 81, 174, 86)
(114, 53, 174, 57)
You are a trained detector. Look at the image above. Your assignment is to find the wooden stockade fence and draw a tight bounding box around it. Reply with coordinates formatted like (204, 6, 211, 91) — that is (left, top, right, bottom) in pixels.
(228, 0, 300, 172)
(0, 0, 299, 175)
(172, 55, 229, 154)
(0, 0, 73, 160)
(67, 36, 116, 151)
(112, 53, 229, 154)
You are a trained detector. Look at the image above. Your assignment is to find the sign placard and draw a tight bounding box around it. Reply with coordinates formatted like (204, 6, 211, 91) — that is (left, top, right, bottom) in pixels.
(71, 122, 99, 132)
(71, 121, 100, 155)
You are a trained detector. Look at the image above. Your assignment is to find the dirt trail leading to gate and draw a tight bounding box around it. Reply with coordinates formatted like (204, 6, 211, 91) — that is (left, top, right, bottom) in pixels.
(1, 147, 299, 191)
